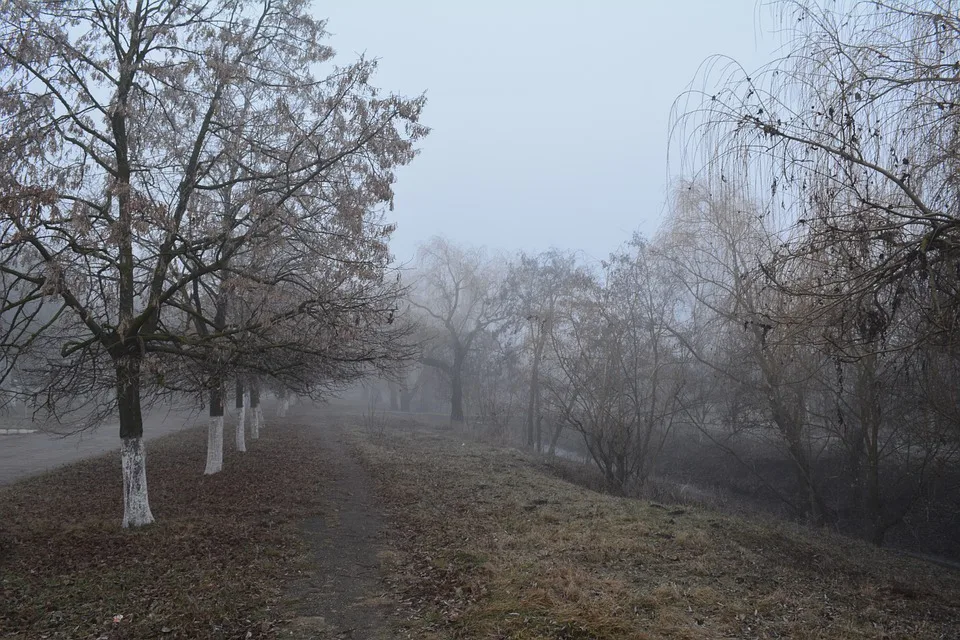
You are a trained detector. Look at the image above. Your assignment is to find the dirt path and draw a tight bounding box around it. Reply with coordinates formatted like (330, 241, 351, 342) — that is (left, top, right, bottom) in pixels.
(283, 418, 392, 639)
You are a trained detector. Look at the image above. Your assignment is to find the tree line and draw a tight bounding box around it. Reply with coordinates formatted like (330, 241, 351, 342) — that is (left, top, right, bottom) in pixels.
(2, 0, 959, 558)
(400, 0, 960, 554)
(0, 0, 426, 527)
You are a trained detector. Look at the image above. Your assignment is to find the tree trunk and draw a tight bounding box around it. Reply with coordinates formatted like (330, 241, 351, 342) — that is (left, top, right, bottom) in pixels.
(771, 394, 825, 525)
(526, 336, 544, 449)
(450, 349, 466, 424)
(535, 413, 543, 453)
(863, 440, 885, 545)
(418, 381, 429, 412)
(204, 384, 225, 475)
(236, 407, 247, 451)
(547, 421, 564, 457)
(250, 383, 261, 440)
(856, 355, 885, 546)
(205, 416, 224, 474)
(399, 382, 412, 412)
(789, 437, 824, 525)
(389, 383, 399, 411)
(451, 369, 464, 424)
(121, 436, 154, 528)
(117, 355, 154, 528)
(236, 380, 246, 453)
(525, 370, 537, 448)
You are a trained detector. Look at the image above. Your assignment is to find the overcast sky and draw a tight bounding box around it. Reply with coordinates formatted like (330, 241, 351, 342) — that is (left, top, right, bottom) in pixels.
(318, 1, 779, 265)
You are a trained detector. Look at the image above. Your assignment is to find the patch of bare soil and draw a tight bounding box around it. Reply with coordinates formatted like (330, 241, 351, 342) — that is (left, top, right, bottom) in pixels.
(281, 419, 392, 639)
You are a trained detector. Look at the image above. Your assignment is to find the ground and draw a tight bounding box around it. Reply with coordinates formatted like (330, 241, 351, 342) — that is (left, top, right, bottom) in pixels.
(283, 423, 392, 639)
(2, 406, 959, 639)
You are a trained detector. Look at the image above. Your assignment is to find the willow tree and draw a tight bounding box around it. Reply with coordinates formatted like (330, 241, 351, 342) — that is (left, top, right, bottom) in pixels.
(674, 0, 960, 534)
(410, 238, 510, 424)
(0, 0, 425, 526)
(675, 0, 960, 347)
(661, 184, 834, 523)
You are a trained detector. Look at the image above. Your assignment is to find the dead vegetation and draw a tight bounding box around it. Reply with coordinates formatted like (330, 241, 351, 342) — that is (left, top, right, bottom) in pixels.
(351, 419, 960, 639)
(5, 409, 960, 639)
(362, 404, 390, 440)
(0, 422, 330, 640)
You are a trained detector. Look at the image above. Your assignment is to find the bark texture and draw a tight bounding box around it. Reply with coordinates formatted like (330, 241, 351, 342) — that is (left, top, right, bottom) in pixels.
(121, 437, 154, 528)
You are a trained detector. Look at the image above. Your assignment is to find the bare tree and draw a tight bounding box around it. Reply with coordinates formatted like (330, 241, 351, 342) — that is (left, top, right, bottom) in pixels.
(662, 183, 833, 523)
(672, 0, 960, 539)
(466, 328, 523, 438)
(507, 250, 591, 450)
(549, 238, 685, 492)
(410, 237, 509, 424)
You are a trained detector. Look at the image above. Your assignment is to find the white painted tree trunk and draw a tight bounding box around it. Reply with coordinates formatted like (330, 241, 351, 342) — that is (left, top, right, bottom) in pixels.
(121, 437, 154, 528)
(204, 416, 224, 475)
(256, 405, 265, 430)
(278, 398, 289, 417)
(236, 406, 246, 452)
(251, 404, 260, 440)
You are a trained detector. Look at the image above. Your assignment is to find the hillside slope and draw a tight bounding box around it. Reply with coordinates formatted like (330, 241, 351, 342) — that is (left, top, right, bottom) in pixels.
(350, 419, 960, 640)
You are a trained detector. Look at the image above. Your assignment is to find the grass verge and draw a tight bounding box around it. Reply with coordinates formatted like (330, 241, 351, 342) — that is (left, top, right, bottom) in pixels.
(351, 421, 960, 639)
(0, 421, 328, 640)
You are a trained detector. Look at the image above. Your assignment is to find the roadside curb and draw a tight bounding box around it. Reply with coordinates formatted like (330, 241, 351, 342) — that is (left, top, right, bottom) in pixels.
(0, 428, 38, 435)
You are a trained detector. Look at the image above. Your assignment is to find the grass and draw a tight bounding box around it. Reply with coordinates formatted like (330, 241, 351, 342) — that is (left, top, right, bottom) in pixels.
(5, 409, 959, 639)
(0, 421, 329, 640)
(350, 421, 960, 639)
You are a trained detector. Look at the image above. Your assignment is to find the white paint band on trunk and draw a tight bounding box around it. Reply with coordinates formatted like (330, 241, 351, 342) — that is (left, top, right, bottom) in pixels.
(121, 437, 155, 528)
(204, 415, 224, 475)
(236, 407, 246, 452)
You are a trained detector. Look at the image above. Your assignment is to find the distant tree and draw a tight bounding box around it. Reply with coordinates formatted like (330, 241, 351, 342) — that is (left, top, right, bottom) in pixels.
(506, 250, 591, 450)
(550, 238, 685, 492)
(398, 364, 426, 412)
(464, 327, 523, 438)
(410, 238, 510, 424)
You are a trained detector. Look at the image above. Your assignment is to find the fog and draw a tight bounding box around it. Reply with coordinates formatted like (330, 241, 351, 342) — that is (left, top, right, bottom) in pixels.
(1, 0, 959, 584)
(319, 0, 778, 263)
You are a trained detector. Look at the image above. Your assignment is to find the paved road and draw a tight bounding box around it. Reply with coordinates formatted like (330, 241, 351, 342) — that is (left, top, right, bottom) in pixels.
(0, 407, 205, 485)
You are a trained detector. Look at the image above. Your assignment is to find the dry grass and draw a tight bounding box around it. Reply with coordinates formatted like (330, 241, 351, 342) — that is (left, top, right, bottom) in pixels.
(5, 410, 958, 639)
(352, 422, 960, 639)
(0, 421, 329, 640)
